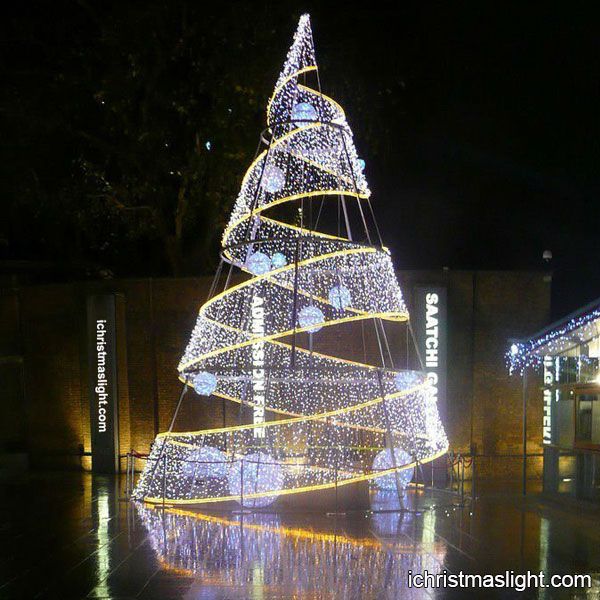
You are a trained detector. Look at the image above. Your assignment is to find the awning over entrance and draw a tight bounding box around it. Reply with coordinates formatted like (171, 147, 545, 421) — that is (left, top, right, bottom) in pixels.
(508, 297, 600, 374)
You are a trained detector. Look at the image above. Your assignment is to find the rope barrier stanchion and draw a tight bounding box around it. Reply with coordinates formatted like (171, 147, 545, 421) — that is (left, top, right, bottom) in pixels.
(472, 454, 476, 499)
(127, 451, 133, 498)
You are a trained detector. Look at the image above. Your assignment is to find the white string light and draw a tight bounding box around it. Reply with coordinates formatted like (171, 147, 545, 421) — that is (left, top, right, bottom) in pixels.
(507, 307, 600, 374)
(133, 14, 448, 507)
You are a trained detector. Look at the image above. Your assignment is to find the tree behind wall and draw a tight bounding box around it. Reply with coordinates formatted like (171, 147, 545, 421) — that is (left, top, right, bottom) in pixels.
(2, 1, 292, 275)
(2, 1, 399, 277)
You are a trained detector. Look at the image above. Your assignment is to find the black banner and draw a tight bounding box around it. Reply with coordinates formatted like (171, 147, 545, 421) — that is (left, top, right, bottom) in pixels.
(413, 286, 448, 485)
(87, 295, 120, 473)
(413, 287, 447, 423)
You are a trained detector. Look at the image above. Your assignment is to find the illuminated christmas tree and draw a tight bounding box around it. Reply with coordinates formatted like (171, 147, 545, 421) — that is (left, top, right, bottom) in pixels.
(133, 14, 448, 508)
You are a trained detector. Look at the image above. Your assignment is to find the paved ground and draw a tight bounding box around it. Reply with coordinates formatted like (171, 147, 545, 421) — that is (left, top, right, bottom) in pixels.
(0, 472, 598, 599)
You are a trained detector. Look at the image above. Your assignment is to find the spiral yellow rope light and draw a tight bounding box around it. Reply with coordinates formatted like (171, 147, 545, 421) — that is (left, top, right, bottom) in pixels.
(133, 14, 448, 507)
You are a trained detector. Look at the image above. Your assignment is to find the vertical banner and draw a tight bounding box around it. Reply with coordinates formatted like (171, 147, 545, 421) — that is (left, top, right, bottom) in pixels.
(87, 295, 120, 473)
(413, 287, 447, 422)
(413, 286, 447, 484)
(251, 294, 266, 439)
(542, 355, 554, 445)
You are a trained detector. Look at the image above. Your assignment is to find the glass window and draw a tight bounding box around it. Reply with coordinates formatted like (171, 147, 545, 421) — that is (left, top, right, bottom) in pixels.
(576, 394, 600, 444)
(588, 334, 600, 360)
(578, 356, 599, 384)
(555, 356, 578, 384)
(557, 394, 574, 449)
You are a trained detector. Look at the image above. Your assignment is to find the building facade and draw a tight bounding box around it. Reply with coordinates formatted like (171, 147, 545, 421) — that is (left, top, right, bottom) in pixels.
(510, 299, 600, 502)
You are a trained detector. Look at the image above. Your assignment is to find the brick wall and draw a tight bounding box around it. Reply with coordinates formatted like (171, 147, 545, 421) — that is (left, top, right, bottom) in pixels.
(0, 282, 27, 457)
(19, 284, 87, 468)
(2, 270, 550, 477)
(400, 270, 550, 478)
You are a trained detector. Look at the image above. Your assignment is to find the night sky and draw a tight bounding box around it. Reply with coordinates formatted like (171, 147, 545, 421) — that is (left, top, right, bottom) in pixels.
(2, 1, 599, 318)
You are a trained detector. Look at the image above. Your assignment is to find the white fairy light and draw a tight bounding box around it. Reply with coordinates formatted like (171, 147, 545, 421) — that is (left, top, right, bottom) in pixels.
(133, 13, 448, 507)
(394, 370, 425, 391)
(507, 307, 600, 374)
(228, 452, 284, 508)
(181, 445, 228, 479)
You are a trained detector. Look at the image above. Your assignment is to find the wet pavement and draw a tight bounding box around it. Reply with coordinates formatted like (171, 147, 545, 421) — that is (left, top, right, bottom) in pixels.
(0, 472, 598, 599)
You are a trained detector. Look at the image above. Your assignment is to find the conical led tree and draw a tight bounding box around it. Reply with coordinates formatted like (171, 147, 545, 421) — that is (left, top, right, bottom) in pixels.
(133, 14, 448, 507)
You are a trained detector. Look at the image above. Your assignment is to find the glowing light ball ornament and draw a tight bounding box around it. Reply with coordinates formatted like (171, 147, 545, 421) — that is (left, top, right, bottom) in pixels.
(181, 445, 228, 479)
(228, 452, 284, 508)
(394, 370, 423, 391)
(271, 252, 287, 269)
(291, 101, 318, 125)
(328, 285, 351, 310)
(261, 164, 285, 193)
(298, 305, 325, 332)
(372, 448, 414, 491)
(246, 251, 272, 275)
(193, 371, 217, 396)
(357, 158, 366, 171)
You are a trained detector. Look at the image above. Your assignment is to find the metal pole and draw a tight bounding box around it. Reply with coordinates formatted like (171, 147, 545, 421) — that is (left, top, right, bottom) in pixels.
(461, 455, 465, 503)
(522, 370, 528, 496)
(290, 237, 302, 369)
(168, 384, 189, 432)
(340, 196, 353, 241)
(334, 451, 339, 514)
(125, 452, 129, 497)
(142, 386, 188, 499)
(162, 453, 167, 510)
(472, 453, 476, 499)
(240, 458, 244, 509)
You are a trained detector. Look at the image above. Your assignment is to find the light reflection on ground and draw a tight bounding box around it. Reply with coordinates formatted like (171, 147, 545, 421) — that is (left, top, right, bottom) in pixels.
(136, 491, 448, 599)
(1, 474, 599, 598)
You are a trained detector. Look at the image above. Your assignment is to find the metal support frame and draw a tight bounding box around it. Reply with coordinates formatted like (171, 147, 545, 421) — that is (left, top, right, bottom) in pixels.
(522, 369, 528, 496)
(135, 32, 448, 511)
